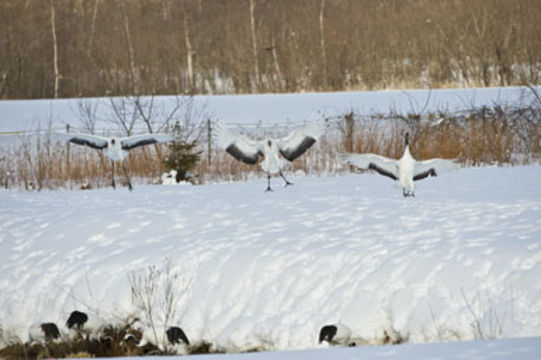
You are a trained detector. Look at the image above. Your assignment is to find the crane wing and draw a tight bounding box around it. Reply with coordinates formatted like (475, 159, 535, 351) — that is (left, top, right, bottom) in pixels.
(413, 158, 460, 181)
(214, 121, 262, 165)
(277, 119, 325, 161)
(121, 133, 177, 150)
(341, 152, 399, 180)
(54, 132, 108, 149)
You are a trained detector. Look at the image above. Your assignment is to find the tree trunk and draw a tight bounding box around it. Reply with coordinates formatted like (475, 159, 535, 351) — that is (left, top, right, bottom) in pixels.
(88, 0, 100, 53)
(120, 3, 138, 95)
(50, 0, 59, 98)
(271, 32, 283, 90)
(319, 0, 327, 90)
(345, 112, 354, 152)
(207, 118, 212, 167)
(183, 3, 194, 91)
(249, 0, 259, 92)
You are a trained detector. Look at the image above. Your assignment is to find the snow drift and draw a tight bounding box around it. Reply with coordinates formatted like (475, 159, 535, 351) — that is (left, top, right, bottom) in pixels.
(1, 166, 541, 351)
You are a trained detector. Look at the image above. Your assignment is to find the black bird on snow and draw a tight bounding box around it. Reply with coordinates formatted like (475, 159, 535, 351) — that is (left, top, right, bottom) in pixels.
(319, 323, 352, 346)
(66, 310, 88, 330)
(28, 322, 60, 343)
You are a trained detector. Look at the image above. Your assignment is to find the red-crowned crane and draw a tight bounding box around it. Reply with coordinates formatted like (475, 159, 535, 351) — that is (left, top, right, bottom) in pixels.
(214, 120, 325, 191)
(341, 133, 459, 197)
(56, 132, 178, 191)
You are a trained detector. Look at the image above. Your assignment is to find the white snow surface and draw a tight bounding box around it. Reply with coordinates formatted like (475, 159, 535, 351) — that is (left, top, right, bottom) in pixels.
(128, 337, 541, 360)
(0, 86, 537, 133)
(1, 165, 541, 352)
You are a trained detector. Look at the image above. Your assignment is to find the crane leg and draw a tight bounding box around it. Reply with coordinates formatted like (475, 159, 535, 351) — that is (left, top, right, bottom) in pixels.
(265, 174, 273, 192)
(122, 162, 133, 191)
(402, 188, 415, 197)
(111, 160, 116, 189)
(280, 171, 293, 187)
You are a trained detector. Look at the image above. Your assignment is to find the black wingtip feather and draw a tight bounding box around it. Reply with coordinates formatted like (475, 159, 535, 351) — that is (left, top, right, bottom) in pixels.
(368, 163, 398, 180)
(122, 138, 158, 150)
(69, 138, 107, 150)
(226, 144, 261, 165)
(413, 168, 437, 181)
(280, 137, 316, 161)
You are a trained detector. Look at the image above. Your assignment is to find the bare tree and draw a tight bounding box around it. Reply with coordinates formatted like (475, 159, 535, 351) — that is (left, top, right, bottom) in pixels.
(161, 0, 171, 22)
(134, 95, 173, 160)
(182, 1, 195, 91)
(72, 98, 100, 134)
(87, 0, 100, 55)
(107, 97, 138, 136)
(319, 0, 327, 89)
(249, 0, 260, 92)
(134, 95, 191, 135)
(129, 260, 192, 352)
(270, 32, 283, 90)
(50, 0, 59, 98)
(130, 265, 160, 346)
(173, 95, 208, 143)
(119, 2, 138, 95)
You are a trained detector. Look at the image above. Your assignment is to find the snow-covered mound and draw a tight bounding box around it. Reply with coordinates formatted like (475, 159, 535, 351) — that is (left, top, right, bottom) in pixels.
(1, 166, 541, 350)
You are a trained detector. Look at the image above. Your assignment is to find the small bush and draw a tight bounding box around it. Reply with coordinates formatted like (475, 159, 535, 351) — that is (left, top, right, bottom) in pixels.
(163, 141, 201, 183)
(381, 329, 409, 345)
(186, 340, 223, 355)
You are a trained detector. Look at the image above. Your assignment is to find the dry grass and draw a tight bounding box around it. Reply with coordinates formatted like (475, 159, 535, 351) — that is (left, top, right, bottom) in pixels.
(0, 330, 224, 359)
(0, 326, 140, 360)
(0, 142, 171, 191)
(1, 100, 540, 190)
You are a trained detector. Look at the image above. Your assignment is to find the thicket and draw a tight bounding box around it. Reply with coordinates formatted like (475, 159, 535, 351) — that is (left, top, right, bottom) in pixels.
(1, 0, 541, 99)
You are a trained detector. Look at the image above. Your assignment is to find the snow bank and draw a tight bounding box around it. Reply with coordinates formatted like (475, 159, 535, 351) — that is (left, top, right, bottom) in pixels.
(1, 166, 541, 350)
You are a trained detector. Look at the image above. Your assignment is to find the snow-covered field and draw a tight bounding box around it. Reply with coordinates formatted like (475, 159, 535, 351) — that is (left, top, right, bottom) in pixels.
(1, 87, 541, 358)
(0, 86, 536, 133)
(1, 165, 541, 356)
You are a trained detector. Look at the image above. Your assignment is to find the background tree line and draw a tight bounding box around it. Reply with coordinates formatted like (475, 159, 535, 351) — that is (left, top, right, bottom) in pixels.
(1, 0, 540, 99)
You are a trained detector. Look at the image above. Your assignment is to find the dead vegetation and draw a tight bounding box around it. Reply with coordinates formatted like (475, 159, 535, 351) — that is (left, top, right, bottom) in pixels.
(0, 325, 143, 360)
(1, 94, 540, 190)
(0, 87, 540, 190)
(0, 328, 223, 359)
(0, 322, 408, 359)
